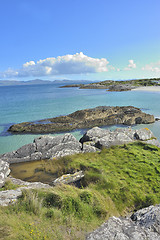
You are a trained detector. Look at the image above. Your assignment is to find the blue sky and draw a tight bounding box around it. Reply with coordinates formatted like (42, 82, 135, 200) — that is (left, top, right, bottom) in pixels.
(0, 0, 160, 81)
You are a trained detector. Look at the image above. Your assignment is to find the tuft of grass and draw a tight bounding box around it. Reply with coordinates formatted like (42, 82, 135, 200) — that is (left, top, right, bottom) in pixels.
(12, 189, 43, 216)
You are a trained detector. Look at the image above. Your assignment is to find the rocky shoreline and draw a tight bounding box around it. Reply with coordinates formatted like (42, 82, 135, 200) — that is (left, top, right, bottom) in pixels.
(1, 126, 159, 187)
(8, 106, 155, 134)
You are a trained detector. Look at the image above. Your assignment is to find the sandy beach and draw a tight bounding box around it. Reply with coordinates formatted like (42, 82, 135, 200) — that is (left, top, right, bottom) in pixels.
(132, 86, 160, 92)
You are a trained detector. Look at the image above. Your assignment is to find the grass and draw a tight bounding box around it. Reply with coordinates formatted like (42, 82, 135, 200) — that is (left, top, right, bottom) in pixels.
(1, 141, 160, 239)
(0, 179, 21, 191)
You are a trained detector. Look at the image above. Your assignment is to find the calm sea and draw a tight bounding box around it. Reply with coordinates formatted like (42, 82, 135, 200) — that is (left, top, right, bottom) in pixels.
(0, 82, 160, 154)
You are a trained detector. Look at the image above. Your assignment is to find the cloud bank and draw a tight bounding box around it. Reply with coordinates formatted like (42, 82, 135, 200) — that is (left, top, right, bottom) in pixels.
(0, 52, 112, 78)
(142, 61, 160, 73)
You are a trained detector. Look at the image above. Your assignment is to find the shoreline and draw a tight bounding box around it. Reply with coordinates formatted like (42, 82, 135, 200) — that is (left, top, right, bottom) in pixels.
(132, 86, 160, 92)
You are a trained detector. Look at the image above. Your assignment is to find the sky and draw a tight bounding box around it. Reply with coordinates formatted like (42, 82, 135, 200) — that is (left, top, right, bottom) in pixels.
(0, 0, 160, 81)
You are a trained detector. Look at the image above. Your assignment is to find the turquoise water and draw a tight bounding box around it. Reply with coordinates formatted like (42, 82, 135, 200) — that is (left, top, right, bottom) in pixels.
(0, 83, 160, 154)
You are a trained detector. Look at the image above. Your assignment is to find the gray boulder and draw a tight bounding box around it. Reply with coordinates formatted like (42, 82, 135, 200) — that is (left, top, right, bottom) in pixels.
(96, 131, 133, 149)
(81, 127, 158, 149)
(0, 189, 23, 206)
(80, 127, 111, 143)
(135, 128, 155, 141)
(86, 204, 160, 240)
(0, 133, 82, 164)
(131, 204, 160, 231)
(52, 171, 84, 186)
(0, 160, 10, 187)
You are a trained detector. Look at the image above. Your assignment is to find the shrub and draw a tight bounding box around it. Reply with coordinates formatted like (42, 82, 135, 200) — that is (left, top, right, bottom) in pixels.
(62, 196, 82, 217)
(79, 191, 93, 204)
(45, 209, 55, 219)
(43, 192, 62, 208)
(134, 194, 157, 210)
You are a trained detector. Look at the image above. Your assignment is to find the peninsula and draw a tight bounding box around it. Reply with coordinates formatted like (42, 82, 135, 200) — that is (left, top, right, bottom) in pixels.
(60, 78, 160, 92)
(8, 106, 155, 134)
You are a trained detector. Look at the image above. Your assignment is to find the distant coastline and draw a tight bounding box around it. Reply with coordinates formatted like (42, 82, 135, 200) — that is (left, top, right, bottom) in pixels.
(0, 79, 95, 87)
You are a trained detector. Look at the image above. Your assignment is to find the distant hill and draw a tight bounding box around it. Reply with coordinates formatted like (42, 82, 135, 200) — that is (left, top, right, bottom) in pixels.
(0, 79, 95, 86)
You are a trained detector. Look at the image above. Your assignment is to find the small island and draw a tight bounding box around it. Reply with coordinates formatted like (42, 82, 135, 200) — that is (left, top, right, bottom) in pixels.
(8, 106, 155, 134)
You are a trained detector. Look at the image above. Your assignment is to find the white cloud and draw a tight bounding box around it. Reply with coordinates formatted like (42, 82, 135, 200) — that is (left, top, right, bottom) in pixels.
(142, 61, 160, 72)
(124, 60, 136, 71)
(0, 52, 114, 78)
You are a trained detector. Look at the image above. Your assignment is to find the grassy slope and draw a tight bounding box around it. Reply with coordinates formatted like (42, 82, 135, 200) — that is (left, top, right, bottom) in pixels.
(1, 142, 160, 239)
(90, 78, 160, 87)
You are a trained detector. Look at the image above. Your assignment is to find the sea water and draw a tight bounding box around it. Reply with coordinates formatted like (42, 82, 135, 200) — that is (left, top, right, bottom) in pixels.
(0, 83, 160, 154)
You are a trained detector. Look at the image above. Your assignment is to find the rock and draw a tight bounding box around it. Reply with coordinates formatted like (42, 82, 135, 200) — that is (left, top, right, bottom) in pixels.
(0, 133, 82, 164)
(155, 117, 160, 121)
(134, 128, 155, 141)
(96, 131, 133, 149)
(61, 83, 108, 89)
(8, 106, 155, 134)
(80, 84, 108, 89)
(52, 171, 84, 186)
(0, 177, 51, 206)
(81, 127, 159, 149)
(82, 143, 99, 153)
(0, 160, 10, 187)
(145, 139, 160, 147)
(131, 205, 160, 232)
(0, 189, 23, 206)
(80, 127, 111, 143)
(108, 84, 136, 92)
(86, 204, 160, 240)
(60, 84, 84, 88)
(7, 176, 51, 189)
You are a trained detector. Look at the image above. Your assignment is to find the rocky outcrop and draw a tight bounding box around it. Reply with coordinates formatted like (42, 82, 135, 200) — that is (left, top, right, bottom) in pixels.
(0, 133, 82, 164)
(52, 171, 84, 186)
(86, 204, 160, 240)
(8, 106, 155, 134)
(108, 84, 136, 91)
(60, 83, 108, 89)
(80, 127, 158, 149)
(1, 127, 159, 165)
(0, 160, 10, 187)
(80, 84, 108, 89)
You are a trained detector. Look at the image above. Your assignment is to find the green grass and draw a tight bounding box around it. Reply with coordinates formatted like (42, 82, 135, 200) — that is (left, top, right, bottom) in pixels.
(1, 141, 160, 239)
(91, 78, 160, 87)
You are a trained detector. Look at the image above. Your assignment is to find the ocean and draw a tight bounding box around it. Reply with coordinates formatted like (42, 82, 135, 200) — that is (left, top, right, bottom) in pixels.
(1, 82, 160, 155)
